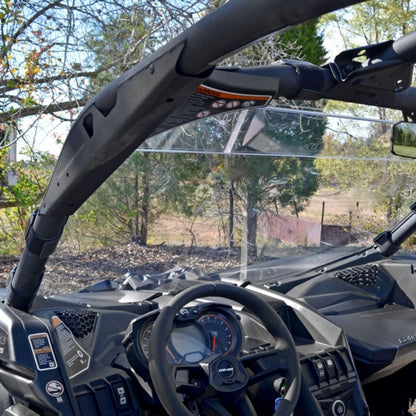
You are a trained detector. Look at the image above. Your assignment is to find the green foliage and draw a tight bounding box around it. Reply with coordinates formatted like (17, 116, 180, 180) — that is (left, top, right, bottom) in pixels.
(278, 19, 326, 65)
(77, 5, 215, 247)
(69, 152, 153, 246)
(65, 152, 213, 248)
(392, 123, 416, 158)
(85, 8, 148, 91)
(158, 153, 212, 218)
(0, 146, 7, 196)
(0, 149, 54, 254)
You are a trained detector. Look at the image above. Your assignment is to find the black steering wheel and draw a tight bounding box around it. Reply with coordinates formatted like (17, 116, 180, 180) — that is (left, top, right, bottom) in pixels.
(148, 282, 301, 416)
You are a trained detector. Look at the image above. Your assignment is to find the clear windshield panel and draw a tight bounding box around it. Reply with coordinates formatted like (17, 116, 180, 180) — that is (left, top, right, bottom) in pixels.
(142, 107, 394, 158)
(136, 107, 414, 262)
(49, 107, 416, 294)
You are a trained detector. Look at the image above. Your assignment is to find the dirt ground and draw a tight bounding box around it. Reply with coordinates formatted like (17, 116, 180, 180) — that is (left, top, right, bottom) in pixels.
(0, 243, 243, 295)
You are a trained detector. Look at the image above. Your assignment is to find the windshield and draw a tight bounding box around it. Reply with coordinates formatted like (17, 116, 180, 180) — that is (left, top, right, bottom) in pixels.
(142, 107, 400, 251)
(38, 107, 416, 295)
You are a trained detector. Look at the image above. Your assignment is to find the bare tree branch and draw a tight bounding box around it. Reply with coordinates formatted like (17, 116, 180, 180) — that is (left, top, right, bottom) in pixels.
(0, 98, 89, 123)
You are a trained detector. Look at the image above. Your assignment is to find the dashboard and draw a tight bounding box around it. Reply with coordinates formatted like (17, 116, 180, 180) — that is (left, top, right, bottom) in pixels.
(0, 283, 368, 416)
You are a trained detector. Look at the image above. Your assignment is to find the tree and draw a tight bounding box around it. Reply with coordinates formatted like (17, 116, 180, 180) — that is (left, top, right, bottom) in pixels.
(3, 2, 326, 252)
(157, 153, 213, 247)
(1, 1, 209, 123)
(67, 151, 213, 247)
(70, 152, 159, 246)
(214, 21, 328, 255)
(221, 111, 325, 256)
(279, 19, 327, 66)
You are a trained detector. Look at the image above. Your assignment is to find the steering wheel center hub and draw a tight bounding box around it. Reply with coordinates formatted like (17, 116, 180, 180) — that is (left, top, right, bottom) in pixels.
(204, 355, 248, 392)
(218, 359, 235, 379)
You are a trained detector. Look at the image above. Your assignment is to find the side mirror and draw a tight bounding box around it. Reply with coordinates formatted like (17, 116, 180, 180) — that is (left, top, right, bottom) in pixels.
(391, 121, 416, 159)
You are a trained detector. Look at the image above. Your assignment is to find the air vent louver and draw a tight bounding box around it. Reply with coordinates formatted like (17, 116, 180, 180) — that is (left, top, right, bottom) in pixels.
(55, 309, 97, 339)
(334, 264, 378, 287)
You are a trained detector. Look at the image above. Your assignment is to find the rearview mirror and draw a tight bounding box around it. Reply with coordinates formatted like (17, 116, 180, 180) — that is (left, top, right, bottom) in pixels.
(391, 121, 416, 159)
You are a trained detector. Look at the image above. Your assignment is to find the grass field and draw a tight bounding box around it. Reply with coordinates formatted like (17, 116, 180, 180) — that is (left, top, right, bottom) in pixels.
(305, 187, 384, 223)
(392, 144, 416, 159)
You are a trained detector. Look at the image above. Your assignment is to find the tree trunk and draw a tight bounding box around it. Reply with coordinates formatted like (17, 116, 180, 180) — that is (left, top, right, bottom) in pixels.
(246, 191, 258, 258)
(139, 154, 151, 245)
(140, 177, 150, 245)
(229, 180, 235, 248)
(133, 170, 140, 242)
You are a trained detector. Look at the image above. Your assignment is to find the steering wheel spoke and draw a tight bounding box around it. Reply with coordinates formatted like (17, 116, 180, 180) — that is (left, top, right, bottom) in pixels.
(174, 363, 208, 398)
(240, 341, 293, 386)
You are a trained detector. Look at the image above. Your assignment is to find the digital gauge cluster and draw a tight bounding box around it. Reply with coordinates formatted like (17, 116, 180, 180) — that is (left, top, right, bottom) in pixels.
(124, 304, 243, 375)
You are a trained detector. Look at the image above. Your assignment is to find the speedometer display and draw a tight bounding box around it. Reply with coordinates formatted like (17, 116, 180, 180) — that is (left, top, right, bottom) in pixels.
(197, 313, 235, 355)
(169, 324, 209, 363)
(137, 307, 242, 365)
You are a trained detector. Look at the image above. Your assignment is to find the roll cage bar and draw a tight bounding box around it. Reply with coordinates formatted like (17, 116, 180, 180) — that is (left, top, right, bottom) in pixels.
(7, 0, 416, 311)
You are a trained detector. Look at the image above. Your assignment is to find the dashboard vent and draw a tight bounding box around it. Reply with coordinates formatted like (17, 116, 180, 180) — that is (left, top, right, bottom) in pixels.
(55, 309, 97, 339)
(334, 264, 378, 287)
